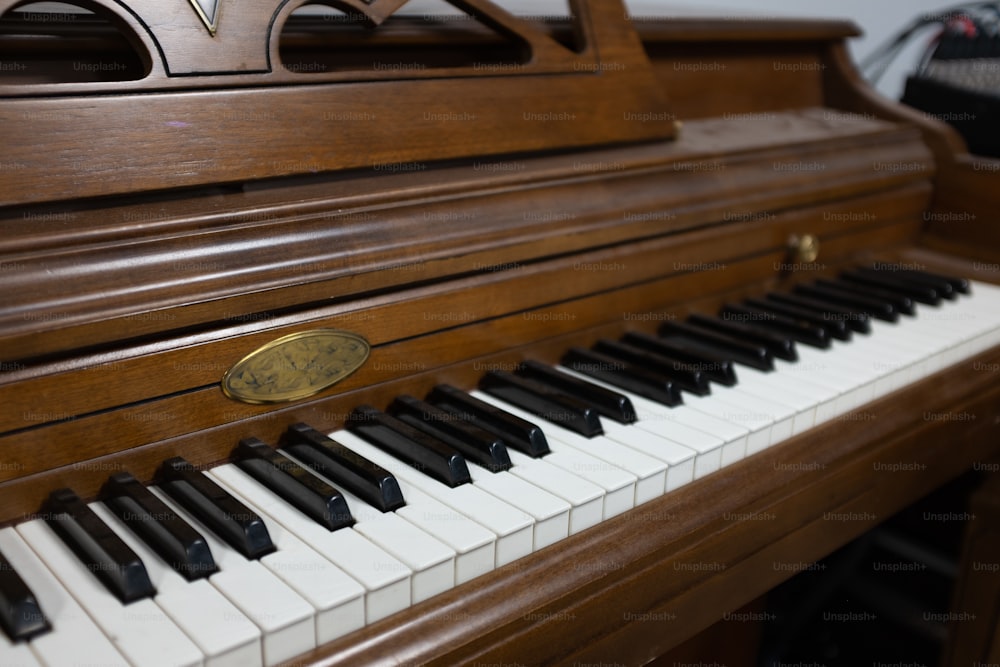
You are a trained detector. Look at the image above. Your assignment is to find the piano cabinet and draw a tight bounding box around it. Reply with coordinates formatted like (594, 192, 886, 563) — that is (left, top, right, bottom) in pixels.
(0, 3, 999, 666)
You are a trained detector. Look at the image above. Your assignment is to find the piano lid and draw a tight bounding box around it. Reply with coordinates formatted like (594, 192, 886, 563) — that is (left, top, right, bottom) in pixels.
(0, 0, 675, 207)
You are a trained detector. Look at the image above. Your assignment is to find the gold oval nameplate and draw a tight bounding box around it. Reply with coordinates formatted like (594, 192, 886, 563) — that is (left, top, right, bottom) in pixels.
(222, 330, 370, 404)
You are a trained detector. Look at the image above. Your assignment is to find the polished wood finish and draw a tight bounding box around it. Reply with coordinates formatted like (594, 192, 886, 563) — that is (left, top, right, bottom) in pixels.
(0, 5, 998, 666)
(0, 0, 673, 206)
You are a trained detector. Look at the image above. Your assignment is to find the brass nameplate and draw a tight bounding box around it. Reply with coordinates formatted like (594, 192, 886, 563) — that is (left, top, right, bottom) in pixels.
(222, 330, 370, 404)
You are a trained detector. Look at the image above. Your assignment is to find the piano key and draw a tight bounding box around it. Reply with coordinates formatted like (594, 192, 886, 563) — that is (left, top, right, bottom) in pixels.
(158, 457, 276, 560)
(681, 391, 779, 458)
(469, 391, 645, 512)
(319, 433, 534, 566)
(427, 452, 574, 545)
(184, 471, 368, 645)
(391, 395, 513, 472)
(747, 296, 852, 340)
(816, 278, 915, 315)
(516, 360, 637, 423)
(793, 283, 898, 322)
(197, 468, 406, 628)
(216, 459, 456, 606)
(620, 332, 739, 385)
(148, 486, 320, 665)
(687, 312, 798, 361)
(718, 303, 831, 348)
(236, 451, 494, 587)
(480, 370, 605, 438)
(557, 366, 734, 478)
(90, 501, 263, 667)
(766, 292, 871, 333)
(839, 269, 942, 304)
(336, 425, 572, 549)
(895, 268, 969, 295)
(102, 471, 219, 581)
(472, 390, 677, 504)
(347, 405, 472, 487)
(234, 437, 355, 530)
(0, 548, 49, 642)
(280, 423, 406, 512)
(0, 633, 40, 667)
(561, 346, 684, 406)
(659, 321, 774, 371)
(42, 487, 156, 605)
(0, 527, 126, 667)
(593, 339, 712, 395)
(17, 518, 204, 667)
(429, 384, 551, 457)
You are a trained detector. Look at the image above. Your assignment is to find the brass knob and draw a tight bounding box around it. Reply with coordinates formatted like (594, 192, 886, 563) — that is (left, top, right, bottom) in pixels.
(788, 234, 820, 263)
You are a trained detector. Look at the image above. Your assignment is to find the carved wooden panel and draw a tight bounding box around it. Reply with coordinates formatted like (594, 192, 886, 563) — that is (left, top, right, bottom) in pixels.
(0, 0, 675, 206)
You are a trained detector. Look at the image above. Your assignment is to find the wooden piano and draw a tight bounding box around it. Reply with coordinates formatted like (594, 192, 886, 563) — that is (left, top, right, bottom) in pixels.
(1, 1, 998, 665)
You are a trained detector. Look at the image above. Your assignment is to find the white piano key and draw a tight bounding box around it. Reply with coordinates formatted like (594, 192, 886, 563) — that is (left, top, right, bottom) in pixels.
(338, 428, 572, 549)
(599, 420, 697, 492)
(683, 391, 777, 457)
(16, 519, 205, 667)
(205, 465, 410, 625)
(392, 485, 496, 585)
(317, 433, 534, 565)
(89, 502, 263, 667)
(724, 369, 823, 434)
(471, 391, 640, 518)
(623, 392, 750, 466)
(0, 633, 41, 667)
(321, 487, 456, 605)
(189, 469, 364, 643)
(147, 487, 316, 667)
(500, 449, 604, 534)
(226, 452, 456, 604)
(0, 527, 127, 667)
(469, 390, 659, 508)
(557, 366, 727, 477)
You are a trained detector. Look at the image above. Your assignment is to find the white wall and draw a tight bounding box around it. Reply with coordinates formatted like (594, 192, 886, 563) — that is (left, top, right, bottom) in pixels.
(625, 0, 970, 100)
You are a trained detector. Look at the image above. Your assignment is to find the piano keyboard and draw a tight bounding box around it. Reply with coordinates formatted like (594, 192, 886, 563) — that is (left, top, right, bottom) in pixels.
(2, 269, 999, 667)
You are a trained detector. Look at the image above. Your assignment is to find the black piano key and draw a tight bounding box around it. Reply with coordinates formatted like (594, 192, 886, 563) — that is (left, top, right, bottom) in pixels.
(766, 292, 871, 333)
(428, 384, 550, 457)
(479, 370, 604, 437)
(347, 406, 472, 487)
(816, 278, 915, 315)
(391, 395, 513, 472)
(718, 304, 830, 348)
(102, 472, 218, 580)
(687, 313, 798, 361)
(280, 423, 405, 512)
(43, 488, 156, 604)
(839, 269, 942, 305)
(747, 296, 852, 341)
(235, 438, 355, 531)
(793, 283, 898, 322)
(516, 360, 636, 424)
(593, 339, 712, 395)
(157, 458, 276, 559)
(658, 321, 774, 371)
(896, 268, 969, 295)
(560, 347, 683, 407)
(620, 332, 739, 385)
(0, 549, 49, 641)
(863, 267, 956, 299)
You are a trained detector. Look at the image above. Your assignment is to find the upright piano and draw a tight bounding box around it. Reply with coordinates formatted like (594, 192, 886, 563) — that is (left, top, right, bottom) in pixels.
(1, 1, 998, 665)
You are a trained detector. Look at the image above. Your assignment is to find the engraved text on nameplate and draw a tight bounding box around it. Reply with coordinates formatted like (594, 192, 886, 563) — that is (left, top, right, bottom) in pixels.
(222, 330, 370, 404)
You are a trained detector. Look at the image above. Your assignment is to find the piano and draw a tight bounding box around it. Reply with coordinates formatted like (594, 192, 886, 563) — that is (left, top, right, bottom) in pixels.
(1, 1, 998, 665)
